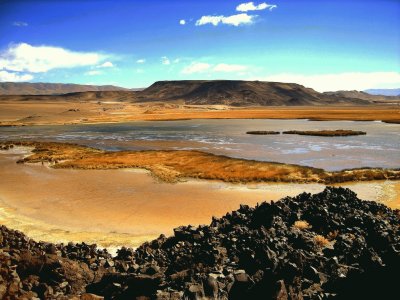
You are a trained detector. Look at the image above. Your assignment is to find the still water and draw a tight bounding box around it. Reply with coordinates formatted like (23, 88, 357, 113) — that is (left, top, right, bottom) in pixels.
(1, 119, 399, 170)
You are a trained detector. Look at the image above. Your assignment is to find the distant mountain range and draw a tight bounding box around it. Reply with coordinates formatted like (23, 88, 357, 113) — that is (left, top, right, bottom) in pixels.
(364, 88, 400, 97)
(1, 81, 399, 106)
(0, 82, 131, 95)
(324, 90, 400, 102)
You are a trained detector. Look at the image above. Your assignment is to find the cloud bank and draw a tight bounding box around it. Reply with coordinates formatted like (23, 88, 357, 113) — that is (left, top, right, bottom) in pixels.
(260, 72, 400, 92)
(0, 70, 33, 82)
(0, 43, 107, 82)
(0, 43, 104, 73)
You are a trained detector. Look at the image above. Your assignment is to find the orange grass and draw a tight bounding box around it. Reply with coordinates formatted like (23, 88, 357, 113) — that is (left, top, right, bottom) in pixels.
(294, 220, 311, 230)
(314, 235, 331, 248)
(2, 141, 400, 184)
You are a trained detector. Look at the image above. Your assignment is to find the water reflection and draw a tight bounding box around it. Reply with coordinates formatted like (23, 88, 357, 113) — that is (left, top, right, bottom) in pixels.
(1, 119, 399, 170)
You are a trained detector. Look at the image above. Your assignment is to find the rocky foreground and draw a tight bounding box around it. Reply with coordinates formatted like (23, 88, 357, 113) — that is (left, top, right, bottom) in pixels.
(1, 187, 399, 299)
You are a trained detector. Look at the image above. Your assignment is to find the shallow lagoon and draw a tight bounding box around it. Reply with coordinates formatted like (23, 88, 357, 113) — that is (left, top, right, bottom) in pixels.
(1, 119, 399, 170)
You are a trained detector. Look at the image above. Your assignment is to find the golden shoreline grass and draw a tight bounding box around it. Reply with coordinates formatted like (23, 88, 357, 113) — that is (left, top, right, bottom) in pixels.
(2, 141, 399, 184)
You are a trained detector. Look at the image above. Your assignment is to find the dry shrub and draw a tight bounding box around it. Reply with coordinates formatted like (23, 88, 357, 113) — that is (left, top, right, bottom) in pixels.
(314, 235, 330, 247)
(327, 230, 339, 241)
(294, 220, 311, 230)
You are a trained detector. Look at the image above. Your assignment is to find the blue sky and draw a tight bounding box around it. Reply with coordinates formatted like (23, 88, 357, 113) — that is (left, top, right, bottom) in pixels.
(0, 0, 399, 91)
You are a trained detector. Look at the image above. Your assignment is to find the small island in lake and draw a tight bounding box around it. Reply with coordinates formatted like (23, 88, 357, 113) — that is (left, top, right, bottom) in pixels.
(282, 130, 367, 137)
(246, 131, 280, 135)
(246, 130, 367, 136)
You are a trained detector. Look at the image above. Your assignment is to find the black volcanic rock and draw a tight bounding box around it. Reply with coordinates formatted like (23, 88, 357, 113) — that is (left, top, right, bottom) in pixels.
(0, 187, 399, 299)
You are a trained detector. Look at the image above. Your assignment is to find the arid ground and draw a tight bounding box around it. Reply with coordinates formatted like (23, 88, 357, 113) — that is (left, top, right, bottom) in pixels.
(0, 99, 399, 126)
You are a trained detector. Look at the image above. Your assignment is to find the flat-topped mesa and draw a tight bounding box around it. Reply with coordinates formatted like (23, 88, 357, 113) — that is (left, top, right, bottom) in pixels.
(283, 129, 367, 137)
(138, 80, 371, 106)
(2, 81, 397, 108)
(0, 187, 399, 299)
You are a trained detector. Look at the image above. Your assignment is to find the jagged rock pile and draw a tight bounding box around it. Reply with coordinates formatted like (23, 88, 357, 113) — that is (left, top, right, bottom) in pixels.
(1, 187, 399, 299)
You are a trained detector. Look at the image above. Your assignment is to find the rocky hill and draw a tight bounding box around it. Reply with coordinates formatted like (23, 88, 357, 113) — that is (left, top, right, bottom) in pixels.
(0, 81, 388, 106)
(0, 82, 129, 95)
(137, 80, 370, 106)
(0, 187, 399, 299)
(324, 90, 400, 103)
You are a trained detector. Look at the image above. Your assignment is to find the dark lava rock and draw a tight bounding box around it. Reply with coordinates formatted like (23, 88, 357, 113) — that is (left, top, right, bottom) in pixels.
(0, 187, 399, 299)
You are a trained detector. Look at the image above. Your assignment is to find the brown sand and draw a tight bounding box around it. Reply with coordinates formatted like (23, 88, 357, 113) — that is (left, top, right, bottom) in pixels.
(0, 99, 399, 126)
(0, 148, 399, 250)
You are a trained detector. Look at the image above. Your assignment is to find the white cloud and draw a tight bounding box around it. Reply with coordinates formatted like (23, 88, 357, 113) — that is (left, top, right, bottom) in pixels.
(222, 13, 255, 26)
(196, 13, 254, 26)
(161, 56, 171, 65)
(0, 43, 104, 73)
(236, 2, 277, 12)
(213, 63, 248, 72)
(179, 19, 186, 25)
(136, 59, 146, 64)
(85, 70, 103, 76)
(182, 62, 211, 74)
(196, 16, 222, 26)
(0, 70, 33, 82)
(12, 21, 28, 27)
(260, 72, 400, 92)
(98, 61, 113, 68)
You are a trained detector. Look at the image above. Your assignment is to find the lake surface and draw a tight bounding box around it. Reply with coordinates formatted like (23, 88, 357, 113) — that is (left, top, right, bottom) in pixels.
(1, 119, 399, 170)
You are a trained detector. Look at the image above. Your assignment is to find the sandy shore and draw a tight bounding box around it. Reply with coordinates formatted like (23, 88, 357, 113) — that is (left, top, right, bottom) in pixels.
(0, 147, 399, 251)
